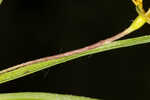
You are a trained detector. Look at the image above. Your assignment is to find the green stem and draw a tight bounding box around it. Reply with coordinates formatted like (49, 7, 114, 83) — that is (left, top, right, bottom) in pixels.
(0, 13, 148, 85)
(0, 34, 150, 84)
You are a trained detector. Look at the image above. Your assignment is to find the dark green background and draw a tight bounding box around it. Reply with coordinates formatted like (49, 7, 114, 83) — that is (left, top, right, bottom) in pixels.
(0, 0, 150, 100)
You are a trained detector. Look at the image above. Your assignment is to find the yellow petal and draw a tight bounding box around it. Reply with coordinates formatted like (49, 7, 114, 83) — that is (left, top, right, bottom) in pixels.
(132, 0, 143, 7)
(145, 9, 150, 24)
(132, 0, 150, 24)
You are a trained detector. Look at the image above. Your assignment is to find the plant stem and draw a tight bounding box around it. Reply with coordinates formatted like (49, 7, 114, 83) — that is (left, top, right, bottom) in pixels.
(0, 28, 130, 74)
(0, 15, 148, 84)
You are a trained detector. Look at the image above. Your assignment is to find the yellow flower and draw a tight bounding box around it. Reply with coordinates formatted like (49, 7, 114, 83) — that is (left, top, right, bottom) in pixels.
(132, 0, 150, 24)
(125, 0, 150, 33)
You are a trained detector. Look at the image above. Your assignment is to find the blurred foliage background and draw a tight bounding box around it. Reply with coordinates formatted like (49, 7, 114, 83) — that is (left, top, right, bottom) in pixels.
(0, 0, 150, 100)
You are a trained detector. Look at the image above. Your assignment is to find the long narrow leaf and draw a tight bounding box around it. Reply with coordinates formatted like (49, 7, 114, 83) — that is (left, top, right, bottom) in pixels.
(0, 92, 100, 100)
(0, 35, 150, 84)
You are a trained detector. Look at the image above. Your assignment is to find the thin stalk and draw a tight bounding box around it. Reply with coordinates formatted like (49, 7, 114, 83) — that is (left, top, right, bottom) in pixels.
(0, 14, 148, 84)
